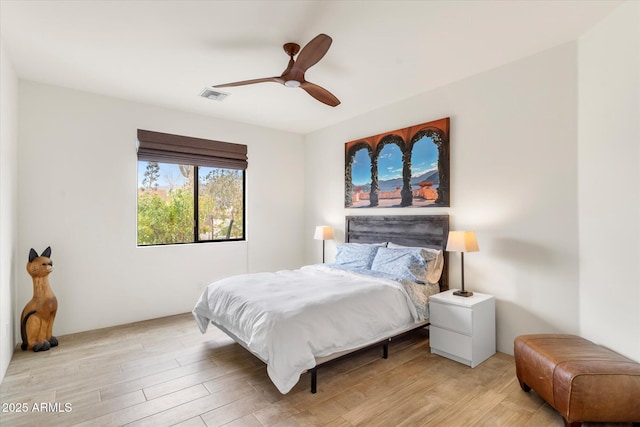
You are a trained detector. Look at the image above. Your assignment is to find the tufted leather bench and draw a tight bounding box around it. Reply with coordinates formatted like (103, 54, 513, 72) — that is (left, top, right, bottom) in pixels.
(514, 334, 640, 427)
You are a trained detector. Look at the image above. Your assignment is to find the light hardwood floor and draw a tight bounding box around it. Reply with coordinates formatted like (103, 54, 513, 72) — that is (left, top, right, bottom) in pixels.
(0, 313, 631, 427)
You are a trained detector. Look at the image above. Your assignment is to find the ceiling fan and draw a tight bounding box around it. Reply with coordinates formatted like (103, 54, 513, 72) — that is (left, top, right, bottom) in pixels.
(213, 34, 340, 107)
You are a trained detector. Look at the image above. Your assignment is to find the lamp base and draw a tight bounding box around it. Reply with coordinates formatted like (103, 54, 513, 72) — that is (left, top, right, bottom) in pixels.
(453, 290, 474, 297)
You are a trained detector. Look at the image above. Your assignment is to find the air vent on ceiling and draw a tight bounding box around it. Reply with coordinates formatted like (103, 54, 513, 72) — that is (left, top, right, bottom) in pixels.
(200, 87, 230, 101)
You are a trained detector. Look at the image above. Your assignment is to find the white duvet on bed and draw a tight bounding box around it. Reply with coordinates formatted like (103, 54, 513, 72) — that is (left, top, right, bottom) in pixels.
(192, 264, 426, 394)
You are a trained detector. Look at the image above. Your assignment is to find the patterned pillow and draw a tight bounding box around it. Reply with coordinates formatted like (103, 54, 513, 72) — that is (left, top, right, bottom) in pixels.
(386, 242, 444, 284)
(334, 243, 384, 269)
(370, 247, 430, 284)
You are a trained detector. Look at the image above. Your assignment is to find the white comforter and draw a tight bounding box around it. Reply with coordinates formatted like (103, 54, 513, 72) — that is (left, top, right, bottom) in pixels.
(192, 264, 423, 394)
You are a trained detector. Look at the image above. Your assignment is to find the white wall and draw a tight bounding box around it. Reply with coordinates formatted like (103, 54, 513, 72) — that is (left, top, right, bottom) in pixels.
(578, 1, 640, 361)
(17, 81, 305, 337)
(305, 43, 581, 355)
(0, 41, 19, 382)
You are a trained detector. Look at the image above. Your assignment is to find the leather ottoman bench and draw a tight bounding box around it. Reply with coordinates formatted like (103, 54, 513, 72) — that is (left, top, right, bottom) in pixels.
(514, 334, 640, 427)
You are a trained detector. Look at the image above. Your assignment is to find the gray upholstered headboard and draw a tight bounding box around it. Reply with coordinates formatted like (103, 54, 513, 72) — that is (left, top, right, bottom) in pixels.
(345, 215, 449, 291)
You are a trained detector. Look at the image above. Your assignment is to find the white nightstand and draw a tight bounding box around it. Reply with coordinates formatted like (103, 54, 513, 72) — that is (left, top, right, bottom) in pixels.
(429, 289, 495, 367)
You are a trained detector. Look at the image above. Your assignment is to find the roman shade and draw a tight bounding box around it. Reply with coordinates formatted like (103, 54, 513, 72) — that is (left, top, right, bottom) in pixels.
(137, 129, 248, 170)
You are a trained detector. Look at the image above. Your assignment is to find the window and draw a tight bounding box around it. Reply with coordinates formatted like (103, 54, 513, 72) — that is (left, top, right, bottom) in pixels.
(136, 130, 246, 246)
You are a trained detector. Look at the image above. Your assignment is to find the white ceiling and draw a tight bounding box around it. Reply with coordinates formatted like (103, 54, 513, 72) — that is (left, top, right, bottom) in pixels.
(0, 0, 621, 134)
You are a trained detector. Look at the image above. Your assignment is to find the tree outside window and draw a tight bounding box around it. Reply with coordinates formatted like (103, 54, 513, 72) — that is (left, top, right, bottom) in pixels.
(137, 161, 245, 246)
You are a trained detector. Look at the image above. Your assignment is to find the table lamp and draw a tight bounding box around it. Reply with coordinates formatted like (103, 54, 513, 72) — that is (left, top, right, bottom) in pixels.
(446, 231, 479, 297)
(314, 226, 334, 263)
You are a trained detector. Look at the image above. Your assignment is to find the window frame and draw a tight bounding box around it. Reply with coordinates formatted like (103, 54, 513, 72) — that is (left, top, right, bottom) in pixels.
(136, 129, 247, 247)
(194, 165, 246, 244)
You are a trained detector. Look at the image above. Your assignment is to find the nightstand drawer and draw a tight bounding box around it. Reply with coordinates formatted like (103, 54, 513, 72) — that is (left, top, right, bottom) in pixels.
(430, 302, 472, 335)
(430, 326, 472, 360)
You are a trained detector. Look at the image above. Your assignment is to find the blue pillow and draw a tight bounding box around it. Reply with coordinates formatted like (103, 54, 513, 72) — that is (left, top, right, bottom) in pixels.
(370, 247, 429, 283)
(334, 243, 384, 269)
(386, 242, 444, 284)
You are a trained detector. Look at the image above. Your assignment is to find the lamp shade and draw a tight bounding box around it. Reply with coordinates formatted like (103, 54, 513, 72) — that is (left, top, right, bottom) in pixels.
(314, 226, 334, 241)
(446, 231, 479, 253)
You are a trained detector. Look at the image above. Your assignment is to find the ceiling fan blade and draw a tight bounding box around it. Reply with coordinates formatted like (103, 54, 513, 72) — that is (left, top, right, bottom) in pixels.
(291, 34, 332, 74)
(214, 77, 284, 88)
(300, 81, 340, 107)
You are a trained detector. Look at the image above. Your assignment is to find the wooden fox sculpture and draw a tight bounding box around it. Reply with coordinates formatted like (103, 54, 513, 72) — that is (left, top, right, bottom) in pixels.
(20, 246, 58, 352)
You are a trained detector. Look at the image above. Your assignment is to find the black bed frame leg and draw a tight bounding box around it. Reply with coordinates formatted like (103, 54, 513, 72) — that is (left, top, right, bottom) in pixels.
(310, 367, 317, 394)
(309, 338, 391, 394)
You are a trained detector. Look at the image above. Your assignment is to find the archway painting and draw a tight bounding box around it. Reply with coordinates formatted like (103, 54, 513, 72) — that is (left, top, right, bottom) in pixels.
(345, 117, 450, 208)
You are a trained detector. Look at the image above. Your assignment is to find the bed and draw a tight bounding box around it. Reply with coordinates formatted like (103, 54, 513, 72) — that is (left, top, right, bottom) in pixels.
(193, 215, 449, 394)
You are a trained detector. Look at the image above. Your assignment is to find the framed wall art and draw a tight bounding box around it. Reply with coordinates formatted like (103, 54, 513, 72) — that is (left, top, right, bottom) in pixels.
(345, 117, 450, 208)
